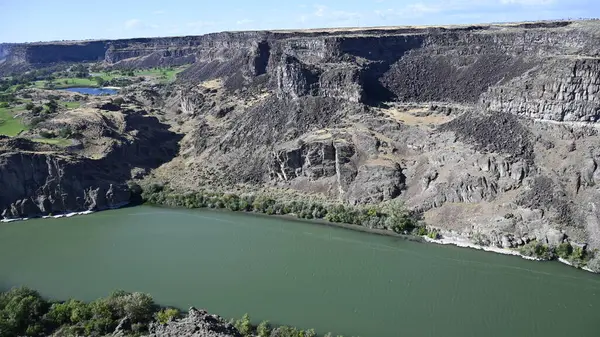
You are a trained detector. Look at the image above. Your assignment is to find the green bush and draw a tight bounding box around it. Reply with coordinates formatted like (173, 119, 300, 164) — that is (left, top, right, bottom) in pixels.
(234, 313, 253, 336)
(519, 241, 554, 260)
(0, 287, 49, 337)
(427, 230, 440, 240)
(556, 243, 573, 259)
(257, 320, 271, 337)
(156, 308, 179, 324)
(39, 130, 56, 138)
(45, 299, 90, 327)
(416, 226, 428, 236)
(140, 186, 419, 238)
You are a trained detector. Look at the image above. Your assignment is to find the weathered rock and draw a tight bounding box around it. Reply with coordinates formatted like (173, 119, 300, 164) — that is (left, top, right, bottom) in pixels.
(346, 163, 405, 204)
(146, 307, 242, 337)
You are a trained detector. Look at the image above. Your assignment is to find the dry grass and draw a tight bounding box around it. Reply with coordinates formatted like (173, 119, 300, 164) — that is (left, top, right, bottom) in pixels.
(200, 79, 223, 89)
(379, 107, 454, 128)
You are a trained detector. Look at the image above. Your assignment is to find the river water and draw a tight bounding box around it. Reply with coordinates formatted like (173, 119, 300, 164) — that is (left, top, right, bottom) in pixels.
(0, 206, 598, 337)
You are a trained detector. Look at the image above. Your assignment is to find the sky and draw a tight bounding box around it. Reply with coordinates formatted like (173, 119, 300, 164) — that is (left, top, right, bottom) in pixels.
(0, 0, 598, 43)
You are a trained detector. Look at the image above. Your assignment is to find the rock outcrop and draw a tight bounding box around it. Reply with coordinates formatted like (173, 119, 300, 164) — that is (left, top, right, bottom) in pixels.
(146, 307, 241, 337)
(0, 104, 181, 218)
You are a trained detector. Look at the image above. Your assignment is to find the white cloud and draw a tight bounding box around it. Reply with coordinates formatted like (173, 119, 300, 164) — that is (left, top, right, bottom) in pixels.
(314, 5, 327, 17)
(124, 19, 141, 29)
(406, 3, 443, 14)
(236, 19, 254, 25)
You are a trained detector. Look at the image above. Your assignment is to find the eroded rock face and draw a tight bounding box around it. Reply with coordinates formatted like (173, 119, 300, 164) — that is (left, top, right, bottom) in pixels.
(0, 153, 131, 217)
(482, 59, 600, 122)
(346, 164, 405, 205)
(0, 108, 181, 219)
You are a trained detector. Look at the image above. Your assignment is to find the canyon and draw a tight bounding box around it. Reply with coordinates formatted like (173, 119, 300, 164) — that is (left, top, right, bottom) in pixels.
(2, 20, 600, 268)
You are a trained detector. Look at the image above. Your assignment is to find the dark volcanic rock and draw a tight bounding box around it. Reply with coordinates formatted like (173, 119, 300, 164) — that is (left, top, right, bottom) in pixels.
(440, 111, 534, 161)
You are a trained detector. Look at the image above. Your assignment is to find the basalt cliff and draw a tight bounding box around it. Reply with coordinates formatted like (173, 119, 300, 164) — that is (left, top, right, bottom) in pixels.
(2, 20, 600, 262)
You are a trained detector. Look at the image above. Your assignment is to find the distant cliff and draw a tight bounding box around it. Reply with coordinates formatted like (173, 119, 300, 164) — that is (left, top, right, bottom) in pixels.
(3, 20, 600, 269)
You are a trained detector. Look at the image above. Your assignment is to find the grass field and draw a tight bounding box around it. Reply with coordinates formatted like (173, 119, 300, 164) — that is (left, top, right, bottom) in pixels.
(63, 101, 81, 109)
(33, 77, 99, 89)
(4, 66, 187, 93)
(132, 67, 186, 83)
(0, 102, 28, 136)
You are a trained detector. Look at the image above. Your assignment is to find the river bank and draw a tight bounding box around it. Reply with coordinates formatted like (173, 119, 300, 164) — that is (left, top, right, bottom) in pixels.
(140, 185, 599, 273)
(2, 186, 596, 274)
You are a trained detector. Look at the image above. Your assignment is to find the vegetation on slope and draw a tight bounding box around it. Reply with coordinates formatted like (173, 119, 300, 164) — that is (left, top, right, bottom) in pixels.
(140, 183, 424, 236)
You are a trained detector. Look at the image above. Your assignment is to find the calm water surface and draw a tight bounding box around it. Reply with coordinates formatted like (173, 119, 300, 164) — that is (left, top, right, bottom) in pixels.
(62, 87, 118, 95)
(0, 206, 598, 337)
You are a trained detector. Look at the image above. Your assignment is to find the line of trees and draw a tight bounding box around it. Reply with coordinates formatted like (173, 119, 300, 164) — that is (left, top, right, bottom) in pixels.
(140, 184, 424, 235)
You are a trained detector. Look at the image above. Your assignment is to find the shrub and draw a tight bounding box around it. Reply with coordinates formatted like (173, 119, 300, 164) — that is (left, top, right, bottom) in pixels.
(45, 299, 90, 327)
(155, 308, 179, 324)
(519, 241, 554, 260)
(112, 97, 125, 107)
(39, 130, 56, 138)
(427, 230, 440, 240)
(58, 127, 72, 138)
(31, 106, 43, 114)
(257, 320, 271, 337)
(0, 287, 49, 337)
(234, 313, 253, 336)
(556, 243, 573, 259)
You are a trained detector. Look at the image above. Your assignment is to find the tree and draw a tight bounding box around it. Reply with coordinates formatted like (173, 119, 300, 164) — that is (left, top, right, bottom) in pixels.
(45, 100, 59, 113)
(44, 80, 56, 89)
(234, 313, 253, 336)
(93, 76, 106, 87)
(0, 287, 49, 336)
(71, 64, 90, 78)
(25, 102, 35, 111)
(257, 320, 271, 337)
(31, 106, 43, 114)
(556, 243, 573, 259)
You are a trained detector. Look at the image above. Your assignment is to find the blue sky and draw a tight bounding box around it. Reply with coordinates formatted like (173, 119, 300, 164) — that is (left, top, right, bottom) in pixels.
(0, 0, 598, 42)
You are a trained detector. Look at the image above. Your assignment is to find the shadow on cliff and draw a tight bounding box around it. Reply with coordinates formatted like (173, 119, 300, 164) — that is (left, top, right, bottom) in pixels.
(102, 111, 184, 180)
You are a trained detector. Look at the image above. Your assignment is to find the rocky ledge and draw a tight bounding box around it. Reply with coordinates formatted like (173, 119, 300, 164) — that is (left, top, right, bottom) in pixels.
(144, 307, 241, 337)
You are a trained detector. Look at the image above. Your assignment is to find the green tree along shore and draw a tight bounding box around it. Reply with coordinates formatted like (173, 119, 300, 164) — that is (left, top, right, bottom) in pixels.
(0, 287, 350, 337)
(140, 183, 421, 236)
(139, 183, 598, 269)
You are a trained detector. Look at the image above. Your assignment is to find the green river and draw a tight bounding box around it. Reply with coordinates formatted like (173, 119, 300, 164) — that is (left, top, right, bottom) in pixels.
(0, 206, 598, 337)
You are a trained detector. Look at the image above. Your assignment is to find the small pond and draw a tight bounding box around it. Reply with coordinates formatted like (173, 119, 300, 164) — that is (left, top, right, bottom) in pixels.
(62, 87, 118, 95)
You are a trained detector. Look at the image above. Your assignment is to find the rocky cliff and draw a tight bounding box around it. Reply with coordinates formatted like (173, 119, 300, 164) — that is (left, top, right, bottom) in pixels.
(3, 20, 600, 261)
(0, 96, 181, 218)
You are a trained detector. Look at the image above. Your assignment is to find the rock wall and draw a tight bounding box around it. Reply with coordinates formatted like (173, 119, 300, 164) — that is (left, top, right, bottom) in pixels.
(0, 109, 182, 219)
(482, 59, 600, 122)
(0, 153, 130, 218)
